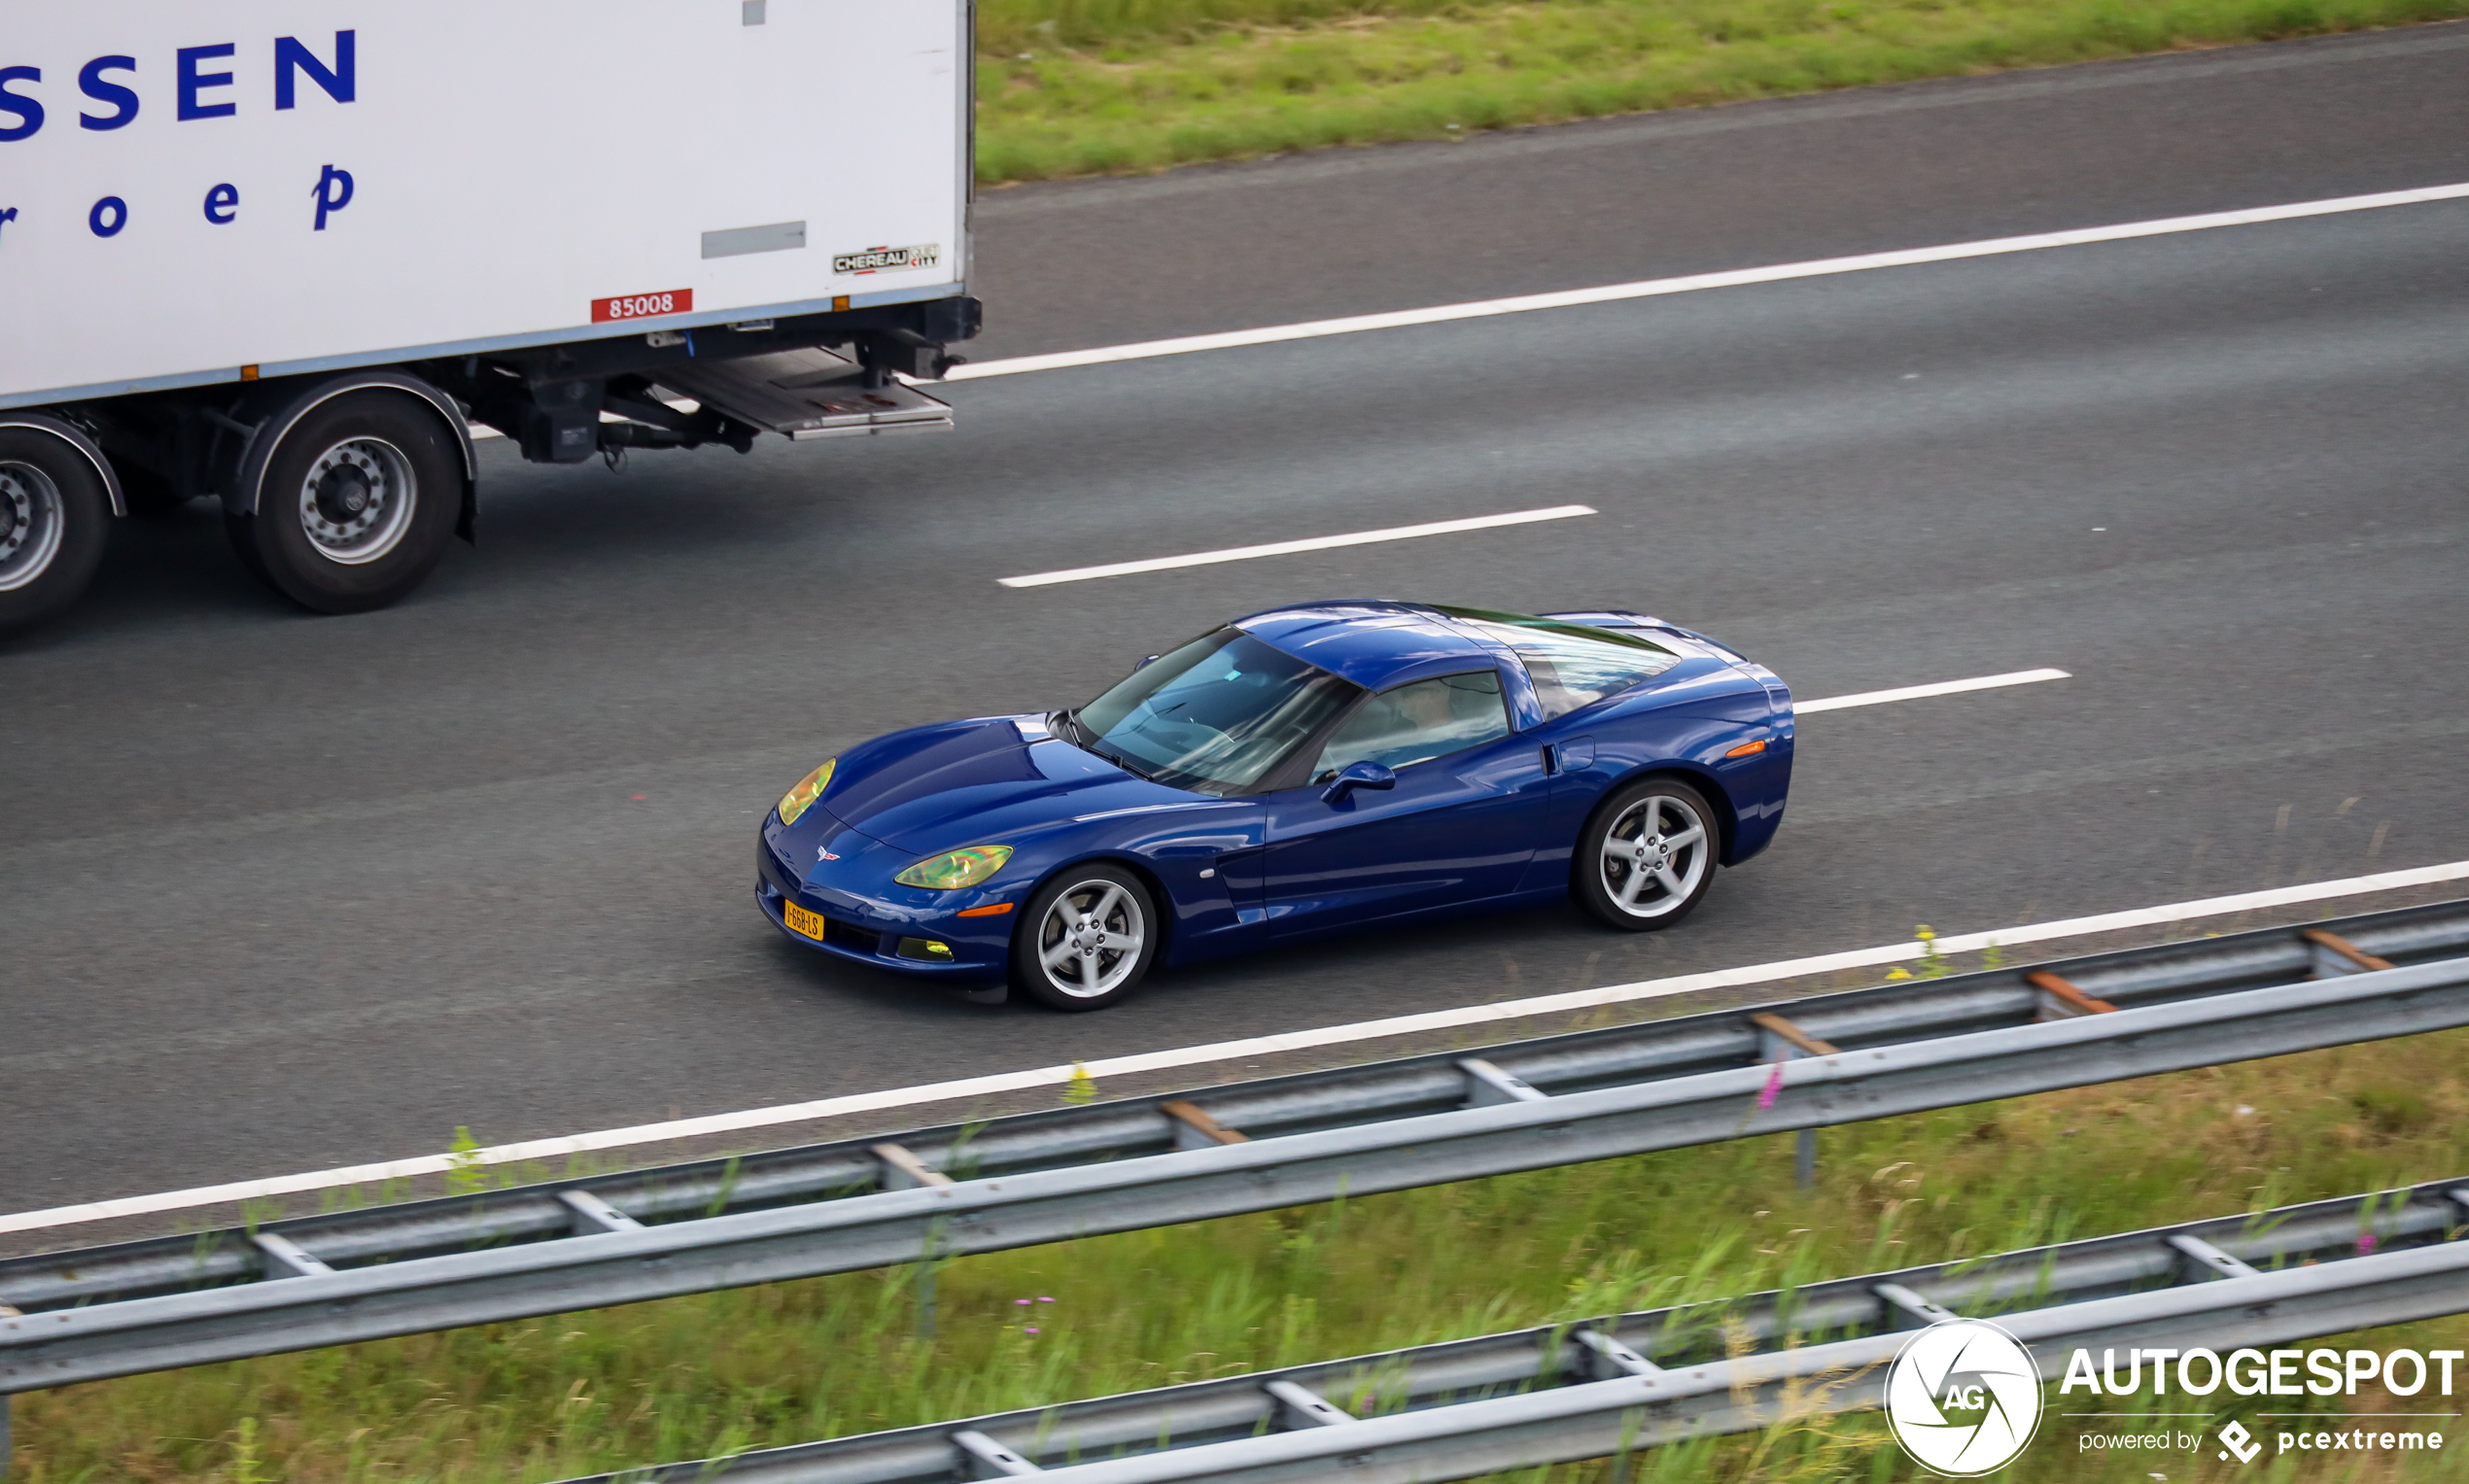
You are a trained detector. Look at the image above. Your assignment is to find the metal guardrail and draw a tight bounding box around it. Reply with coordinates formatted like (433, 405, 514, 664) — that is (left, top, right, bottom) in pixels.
(563, 1179, 2469, 1483)
(4, 901, 2468, 1399)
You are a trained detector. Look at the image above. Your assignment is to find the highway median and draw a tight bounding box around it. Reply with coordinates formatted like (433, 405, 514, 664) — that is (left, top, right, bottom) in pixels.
(975, 0, 2469, 180)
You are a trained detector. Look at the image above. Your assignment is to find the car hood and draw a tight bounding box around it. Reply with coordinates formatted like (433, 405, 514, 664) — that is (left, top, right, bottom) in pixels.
(814, 714, 1197, 852)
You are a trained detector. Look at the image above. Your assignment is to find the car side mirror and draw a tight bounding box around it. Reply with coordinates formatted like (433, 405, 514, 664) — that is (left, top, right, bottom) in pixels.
(1132, 653, 1163, 671)
(1320, 759, 1398, 805)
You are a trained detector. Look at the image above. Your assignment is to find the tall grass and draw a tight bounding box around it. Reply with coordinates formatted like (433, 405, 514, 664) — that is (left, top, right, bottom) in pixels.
(972, 0, 2469, 180)
(14, 1026, 2467, 1481)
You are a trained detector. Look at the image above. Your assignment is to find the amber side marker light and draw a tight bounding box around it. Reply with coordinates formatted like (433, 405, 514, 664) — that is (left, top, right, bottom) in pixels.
(956, 902, 1016, 917)
(1723, 739, 1768, 757)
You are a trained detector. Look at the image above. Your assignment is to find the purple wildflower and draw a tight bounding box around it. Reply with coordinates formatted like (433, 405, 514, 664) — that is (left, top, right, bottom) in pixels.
(1756, 1060, 1786, 1112)
(1025, 1326, 1040, 1334)
(2358, 1233, 2378, 1255)
(1038, 1295, 1056, 1303)
(1016, 1297, 1032, 1306)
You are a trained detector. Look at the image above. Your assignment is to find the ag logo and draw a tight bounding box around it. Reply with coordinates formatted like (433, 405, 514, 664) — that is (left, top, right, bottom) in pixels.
(1884, 1319, 2044, 1475)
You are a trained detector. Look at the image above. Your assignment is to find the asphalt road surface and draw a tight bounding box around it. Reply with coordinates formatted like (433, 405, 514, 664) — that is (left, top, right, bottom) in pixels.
(5, 23, 2467, 1224)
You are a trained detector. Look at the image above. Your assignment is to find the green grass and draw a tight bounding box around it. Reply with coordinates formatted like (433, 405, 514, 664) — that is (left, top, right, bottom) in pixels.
(972, 0, 2469, 181)
(14, 1025, 2469, 1482)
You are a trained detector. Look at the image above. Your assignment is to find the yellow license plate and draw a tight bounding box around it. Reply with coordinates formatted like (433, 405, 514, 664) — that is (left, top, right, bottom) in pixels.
(784, 901, 829, 942)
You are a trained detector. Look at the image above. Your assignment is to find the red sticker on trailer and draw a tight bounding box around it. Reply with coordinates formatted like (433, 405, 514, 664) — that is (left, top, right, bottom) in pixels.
(592, 290, 693, 324)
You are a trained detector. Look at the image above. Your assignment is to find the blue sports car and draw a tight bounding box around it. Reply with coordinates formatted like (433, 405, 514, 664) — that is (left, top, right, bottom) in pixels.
(757, 602, 1794, 1010)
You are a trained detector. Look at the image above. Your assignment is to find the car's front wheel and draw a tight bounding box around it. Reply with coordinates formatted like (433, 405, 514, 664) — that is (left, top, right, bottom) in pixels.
(1575, 777, 1719, 930)
(1013, 865, 1159, 1011)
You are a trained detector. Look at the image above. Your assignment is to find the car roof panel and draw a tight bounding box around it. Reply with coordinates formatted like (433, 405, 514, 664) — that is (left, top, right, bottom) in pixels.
(1233, 601, 1495, 689)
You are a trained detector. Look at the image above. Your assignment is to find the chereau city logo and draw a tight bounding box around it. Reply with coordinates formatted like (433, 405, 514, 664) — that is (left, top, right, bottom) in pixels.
(1885, 1320, 2045, 1474)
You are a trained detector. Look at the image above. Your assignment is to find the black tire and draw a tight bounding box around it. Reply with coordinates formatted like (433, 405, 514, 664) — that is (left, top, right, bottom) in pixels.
(1573, 776, 1721, 931)
(226, 390, 461, 614)
(1011, 864, 1161, 1012)
(0, 427, 112, 635)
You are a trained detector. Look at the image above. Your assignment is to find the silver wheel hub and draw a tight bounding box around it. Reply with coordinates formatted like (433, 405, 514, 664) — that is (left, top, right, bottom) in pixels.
(1037, 882, 1145, 997)
(0, 460, 66, 593)
(1599, 797, 1707, 919)
(297, 437, 417, 565)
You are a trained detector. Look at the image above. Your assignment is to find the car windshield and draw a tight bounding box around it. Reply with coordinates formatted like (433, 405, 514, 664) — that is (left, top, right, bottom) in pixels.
(1075, 629, 1361, 794)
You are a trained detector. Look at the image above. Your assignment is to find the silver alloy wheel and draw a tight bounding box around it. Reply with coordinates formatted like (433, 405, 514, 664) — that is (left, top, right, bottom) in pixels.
(296, 436, 417, 565)
(0, 459, 66, 593)
(1598, 791, 1711, 919)
(1035, 878, 1147, 999)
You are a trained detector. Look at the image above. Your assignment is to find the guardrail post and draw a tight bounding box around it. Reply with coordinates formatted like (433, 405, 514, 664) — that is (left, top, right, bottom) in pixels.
(2028, 970, 2117, 1019)
(1458, 1058, 1548, 1108)
(250, 1233, 336, 1280)
(1872, 1281, 1958, 1329)
(2168, 1233, 2261, 1282)
(1573, 1327, 1661, 1378)
(556, 1190, 643, 1234)
(952, 1428, 1043, 1475)
(1265, 1378, 1354, 1428)
(2304, 929, 2394, 978)
(1162, 1100, 1249, 1149)
(873, 1146, 956, 1340)
(1753, 1014, 1838, 1191)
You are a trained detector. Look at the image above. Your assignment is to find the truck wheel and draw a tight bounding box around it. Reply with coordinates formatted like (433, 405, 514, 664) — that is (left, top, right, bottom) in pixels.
(226, 390, 461, 614)
(0, 427, 112, 634)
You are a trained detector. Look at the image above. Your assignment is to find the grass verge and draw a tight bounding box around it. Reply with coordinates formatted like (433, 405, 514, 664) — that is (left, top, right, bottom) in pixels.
(13, 1024, 2469, 1481)
(973, 0, 2469, 181)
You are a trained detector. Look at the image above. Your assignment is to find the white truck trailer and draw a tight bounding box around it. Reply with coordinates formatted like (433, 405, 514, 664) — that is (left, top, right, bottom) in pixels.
(0, 1, 980, 631)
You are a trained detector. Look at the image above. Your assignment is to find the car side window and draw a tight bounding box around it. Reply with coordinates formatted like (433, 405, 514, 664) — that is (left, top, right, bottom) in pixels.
(1312, 671, 1511, 781)
(1510, 630, 1681, 721)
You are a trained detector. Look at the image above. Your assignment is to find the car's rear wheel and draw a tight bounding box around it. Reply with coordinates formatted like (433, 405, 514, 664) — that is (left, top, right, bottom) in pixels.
(1575, 777, 1719, 930)
(1013, 865, 1158, 1012)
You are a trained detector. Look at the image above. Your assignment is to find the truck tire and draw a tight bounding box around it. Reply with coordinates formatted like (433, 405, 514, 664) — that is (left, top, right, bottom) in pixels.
(226, 389, 462, 614)
(0, 425, 113, 635)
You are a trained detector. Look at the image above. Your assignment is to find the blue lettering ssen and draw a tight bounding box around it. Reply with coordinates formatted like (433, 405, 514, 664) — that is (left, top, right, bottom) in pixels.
(177, 43, 236, 121)
(89, 195, 127, 237)
(203, 182, 239, 224)
(275, 31, 356, 109)
(79, 55, 139, 130)
(0, 66, 44, 142)
(313, 164, 354, 230)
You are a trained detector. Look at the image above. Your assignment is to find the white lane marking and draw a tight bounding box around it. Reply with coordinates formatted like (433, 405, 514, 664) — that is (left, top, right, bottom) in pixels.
(1797, 668, 2070, 712)
(6, 857, 2463, 1236)
(950, 182, 2469, 381)
(996, 504, 1597, 588)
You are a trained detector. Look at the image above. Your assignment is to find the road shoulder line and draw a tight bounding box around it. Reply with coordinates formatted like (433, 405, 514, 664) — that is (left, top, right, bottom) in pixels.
(5, 857, 2462, 1237)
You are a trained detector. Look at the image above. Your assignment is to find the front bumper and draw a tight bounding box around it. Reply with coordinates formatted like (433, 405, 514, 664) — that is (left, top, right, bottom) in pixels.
(754, 832, 1015, 984)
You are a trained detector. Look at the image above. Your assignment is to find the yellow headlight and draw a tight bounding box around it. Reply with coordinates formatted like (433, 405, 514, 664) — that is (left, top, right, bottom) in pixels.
(777, 758, 835, 826)
(895, 845, 1014, 890)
